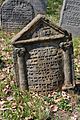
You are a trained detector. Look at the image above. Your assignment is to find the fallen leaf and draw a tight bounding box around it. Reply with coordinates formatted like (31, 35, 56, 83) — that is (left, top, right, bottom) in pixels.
(11, 102, 17, 109)
(0, 101, 5, 108)
(7, 96, 13, 101)
(50, 105, 58, 112)
(54, 98, 62, 103)
(62, 91, 67, 98)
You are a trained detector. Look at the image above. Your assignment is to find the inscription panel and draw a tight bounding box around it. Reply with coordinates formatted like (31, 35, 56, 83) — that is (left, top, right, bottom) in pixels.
(1, 0, 47, 31)
(26, 45, 63, 93)
(60, 0, 80, 36)
(1, 0, 34, 31)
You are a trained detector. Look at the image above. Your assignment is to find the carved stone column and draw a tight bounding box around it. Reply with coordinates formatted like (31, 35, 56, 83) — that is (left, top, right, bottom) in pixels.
(60, 41, 75, 90)
(13, 48, 19, 86)
(17, 48, 28, 90)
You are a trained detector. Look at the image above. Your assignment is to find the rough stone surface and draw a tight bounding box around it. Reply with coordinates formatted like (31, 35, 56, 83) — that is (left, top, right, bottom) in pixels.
(60, 0, 80, 37)
(12, 15, 74, 94)
(29, 0, 47, 15)
(1, 0, 34, 31)
(1, 0, 47, 31)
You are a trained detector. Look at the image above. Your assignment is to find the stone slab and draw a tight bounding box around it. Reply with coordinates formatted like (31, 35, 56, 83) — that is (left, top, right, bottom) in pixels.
(1, 0, 34, 31)
(29, 0, 47, 15)
(60, 0, 80, 37)
(12, 15, 75, 94)
(1, 0, 47, 31)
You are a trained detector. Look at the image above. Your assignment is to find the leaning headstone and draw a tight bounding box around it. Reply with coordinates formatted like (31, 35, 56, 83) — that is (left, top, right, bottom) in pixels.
(60, 0, 80, 36)
(1, 0, 47, 31)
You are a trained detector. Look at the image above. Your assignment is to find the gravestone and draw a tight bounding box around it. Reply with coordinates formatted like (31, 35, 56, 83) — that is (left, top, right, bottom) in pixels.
(29, 0, 47, 15)
(1, 0, 47, 31)
(1, 0, 34, 31)
(12, 14, 75, 95)
(60, 0, 80, 36)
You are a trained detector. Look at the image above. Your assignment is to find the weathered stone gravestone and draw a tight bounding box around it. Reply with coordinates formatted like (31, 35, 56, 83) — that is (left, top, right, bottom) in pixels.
(1, 0, 47, 31)
(1, 0, 34, 31)
(12, 14, 75, 95)
(60, 0, 80, 36)
(29, 0, 47, 15)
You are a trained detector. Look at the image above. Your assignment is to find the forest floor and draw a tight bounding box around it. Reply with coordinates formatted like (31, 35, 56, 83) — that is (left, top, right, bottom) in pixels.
(0, 30, 80, 120)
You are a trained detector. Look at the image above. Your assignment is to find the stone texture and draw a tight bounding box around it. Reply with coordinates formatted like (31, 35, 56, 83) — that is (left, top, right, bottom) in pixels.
(29, 0, 47, 15)
(12, 15, 75, 94)
(60, 0, 80, 37)
(1, 0, 34, 31)
(1, 0, 47, 31)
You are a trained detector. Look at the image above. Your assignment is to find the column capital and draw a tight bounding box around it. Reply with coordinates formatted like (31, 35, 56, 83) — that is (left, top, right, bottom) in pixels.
(59, 41, 72, 51)
(15, 48, 26, 57)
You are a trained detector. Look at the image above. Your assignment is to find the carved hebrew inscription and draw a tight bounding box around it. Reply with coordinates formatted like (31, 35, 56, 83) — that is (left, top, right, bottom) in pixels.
(1, 0, 34, 30)
(64, 0, 80, 26)
(60, 0, 80, 36)
(26, 46, 63, 92)
(1, 0, 47, 31)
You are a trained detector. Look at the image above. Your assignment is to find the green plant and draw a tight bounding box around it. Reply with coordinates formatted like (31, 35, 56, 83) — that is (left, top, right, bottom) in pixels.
(73, 37, 80, 80)
(57, 99, 72, 112)
(0, 84, 49, 120)
(73, 37, 80, 57)
(47, 0, 63, 22)
(44, 96, 55, 104)
(7, 58, 13, 64)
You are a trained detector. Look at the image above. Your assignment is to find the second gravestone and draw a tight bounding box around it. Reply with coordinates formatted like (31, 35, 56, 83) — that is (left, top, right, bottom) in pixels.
(1, 0, 47, 31)
(1, 0, 34, 31)
(30, 0, 47, 15)
(60, 0, 80, 36)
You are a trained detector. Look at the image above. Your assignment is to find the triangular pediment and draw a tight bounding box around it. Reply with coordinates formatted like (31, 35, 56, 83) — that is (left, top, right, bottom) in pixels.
(12, 14, 69, 44)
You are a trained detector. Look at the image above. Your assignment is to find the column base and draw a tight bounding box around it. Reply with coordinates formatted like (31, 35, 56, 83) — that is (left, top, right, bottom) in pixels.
(62, 84, 75, 90)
